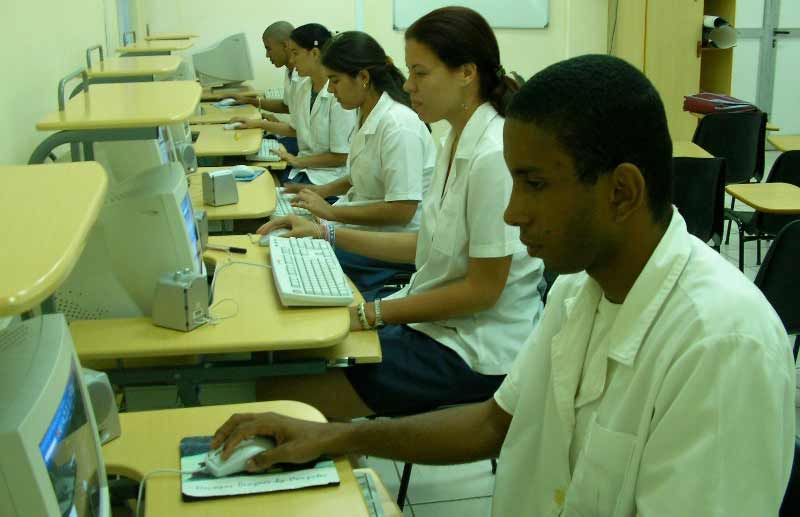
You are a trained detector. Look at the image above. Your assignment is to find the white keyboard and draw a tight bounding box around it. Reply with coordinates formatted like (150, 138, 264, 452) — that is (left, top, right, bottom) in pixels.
(274, 188, 313, 218)
(269, 236, 354, 307)
(247, 139, 281, 162)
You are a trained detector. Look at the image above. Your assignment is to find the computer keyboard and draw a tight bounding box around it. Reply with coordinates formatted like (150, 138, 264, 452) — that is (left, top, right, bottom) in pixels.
(269, 236, 354, 307)
(274, 188, 313, 218)
(246, 139, 281, 162)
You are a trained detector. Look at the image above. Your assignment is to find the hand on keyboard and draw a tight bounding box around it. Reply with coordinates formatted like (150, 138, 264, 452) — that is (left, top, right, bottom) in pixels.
(292, 189, 335, 220)
(257, 215, 322, 239)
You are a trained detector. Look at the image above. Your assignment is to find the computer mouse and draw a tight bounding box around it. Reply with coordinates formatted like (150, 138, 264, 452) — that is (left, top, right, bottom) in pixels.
(259, 228, 289, 246)
(203, 436, 276, 477)
(215, 97, 237, 107)
(230, 164, 255, 178)
(224, 122, 244, 130)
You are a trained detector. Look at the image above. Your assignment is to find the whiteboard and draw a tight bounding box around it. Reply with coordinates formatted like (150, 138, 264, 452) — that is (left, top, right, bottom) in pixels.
(394, 0, 549, 30)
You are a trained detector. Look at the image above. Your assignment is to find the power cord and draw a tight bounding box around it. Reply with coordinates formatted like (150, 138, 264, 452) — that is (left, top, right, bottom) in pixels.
(136, 468, 200, 517)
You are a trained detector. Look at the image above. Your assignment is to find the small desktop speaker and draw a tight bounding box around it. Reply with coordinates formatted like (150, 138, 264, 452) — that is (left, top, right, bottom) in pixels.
(202, 170, 238, 206)
(82, 368, 121, 445)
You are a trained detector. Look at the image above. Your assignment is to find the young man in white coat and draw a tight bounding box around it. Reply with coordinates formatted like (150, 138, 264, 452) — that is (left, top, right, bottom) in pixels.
(210, 54, 796, 516)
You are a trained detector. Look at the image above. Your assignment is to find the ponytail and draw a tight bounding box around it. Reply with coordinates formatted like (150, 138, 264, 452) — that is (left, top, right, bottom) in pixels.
(322, 31, 412, 109)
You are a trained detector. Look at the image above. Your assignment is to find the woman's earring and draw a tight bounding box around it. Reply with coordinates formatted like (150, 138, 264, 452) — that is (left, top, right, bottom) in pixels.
(363, 83, 368, 89)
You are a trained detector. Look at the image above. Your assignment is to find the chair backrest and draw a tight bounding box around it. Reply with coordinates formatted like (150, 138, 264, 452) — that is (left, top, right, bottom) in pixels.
(692, 111, 766, 184)
(757, 150, 800, 235)
(672, 157, 726, 244)
(754, 220, 800, 335)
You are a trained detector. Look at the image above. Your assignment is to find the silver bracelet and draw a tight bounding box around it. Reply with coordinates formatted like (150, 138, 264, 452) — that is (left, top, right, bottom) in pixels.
(373, 298, 385, 328)
(357, 302, 371, 330)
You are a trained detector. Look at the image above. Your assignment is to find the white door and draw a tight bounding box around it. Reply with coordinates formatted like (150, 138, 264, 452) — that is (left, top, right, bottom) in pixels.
(770, 0, 800, 134)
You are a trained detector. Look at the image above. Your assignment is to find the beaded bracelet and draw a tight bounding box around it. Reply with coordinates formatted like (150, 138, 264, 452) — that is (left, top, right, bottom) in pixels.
(373, 298, 385, 328)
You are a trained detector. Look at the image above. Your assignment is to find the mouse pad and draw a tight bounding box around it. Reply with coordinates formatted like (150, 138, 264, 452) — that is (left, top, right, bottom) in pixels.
(179, 436, 340, 502)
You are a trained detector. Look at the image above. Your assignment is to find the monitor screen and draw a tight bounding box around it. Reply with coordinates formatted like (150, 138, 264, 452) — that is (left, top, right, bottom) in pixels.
(39, 365, 101, 517)
(181, 193, 202, 271)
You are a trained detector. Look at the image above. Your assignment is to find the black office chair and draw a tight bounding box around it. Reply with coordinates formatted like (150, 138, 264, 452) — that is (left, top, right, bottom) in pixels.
(753, 219, 800, 359)
(780, 440, 800, 516)
(672, 157, 726, 250)
(727, 150, 800, 270)
(691, 110, 767, 244)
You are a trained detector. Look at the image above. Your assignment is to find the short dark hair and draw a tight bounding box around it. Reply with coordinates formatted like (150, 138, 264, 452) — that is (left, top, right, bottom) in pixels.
(321, 31, 411, 108)
(263, 21, 293, 41)
(405, 6, 518, 116)
(290, 23, 332, 51)
(507, 54, 673, 223)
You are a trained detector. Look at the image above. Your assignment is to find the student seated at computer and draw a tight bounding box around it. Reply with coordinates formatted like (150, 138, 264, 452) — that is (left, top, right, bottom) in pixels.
(231, 21, 300, 155)
(214, 52, 796, 515)
(256, 8, 544, 419)
(234, 23, 356, 186)
(280, 31, 436, 299)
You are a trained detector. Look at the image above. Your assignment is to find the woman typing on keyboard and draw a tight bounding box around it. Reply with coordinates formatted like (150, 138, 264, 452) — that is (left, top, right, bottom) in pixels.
(257, 8, 545, 419)
(281, 31, 437, 300)
(231, 23, 356, 186)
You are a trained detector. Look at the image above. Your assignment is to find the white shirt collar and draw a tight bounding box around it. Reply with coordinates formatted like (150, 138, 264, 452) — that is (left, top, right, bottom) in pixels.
(358, 91, 395, 136)
(450, 102, 500, 160)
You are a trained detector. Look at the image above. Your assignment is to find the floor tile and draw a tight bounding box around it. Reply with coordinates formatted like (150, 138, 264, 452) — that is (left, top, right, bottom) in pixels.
(366, 456, 402, 501)
(411, 496, 492, 517)
(404, 461, 496, 505)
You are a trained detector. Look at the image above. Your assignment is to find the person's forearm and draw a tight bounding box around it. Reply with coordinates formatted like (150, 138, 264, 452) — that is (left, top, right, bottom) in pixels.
(317, 177, 352, 198)
(260, 98, 289, 114)
(326, 400, 510, 465)
(378, 275, 497, 323)
(294, 152, 347, 170)
(263, 121, 296, 137)
(331, 201, 417, 226)
(335, 228, 417, 264)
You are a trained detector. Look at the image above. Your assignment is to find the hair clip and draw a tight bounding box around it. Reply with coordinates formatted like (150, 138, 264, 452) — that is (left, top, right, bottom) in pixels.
(496, 65, 507, 79)
(314, 40, 319, 47)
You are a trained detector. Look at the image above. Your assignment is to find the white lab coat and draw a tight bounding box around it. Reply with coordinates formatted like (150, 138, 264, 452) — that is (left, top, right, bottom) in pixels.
(288, 79, 356, 185)
(387, 102, 544, 375)
(334, 92, 436, 232)
(492, 210, 795, 516)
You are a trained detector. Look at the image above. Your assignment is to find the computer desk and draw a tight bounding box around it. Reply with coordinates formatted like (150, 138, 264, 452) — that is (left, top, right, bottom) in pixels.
(102, 400, 372, 516)
(71, 235, 381, 405)
(190, 102, 262, 125)
(201, 84, 259, 101)
(116, 40, 194, 56)
(31, 80, 201, 164)
(691, 111, 781, 132)
(189, 166, 278, 221)
(191, 124, 263, 157)
(672, 140, 713, 159)
(0, 163, 108, 316)
(767, 135, 800, 152)
(86, 55, 181, 81)
(145, 32, 198, 41)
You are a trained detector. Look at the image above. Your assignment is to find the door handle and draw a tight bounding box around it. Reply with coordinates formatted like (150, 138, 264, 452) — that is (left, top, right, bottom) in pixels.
(774, 30, 790, 35)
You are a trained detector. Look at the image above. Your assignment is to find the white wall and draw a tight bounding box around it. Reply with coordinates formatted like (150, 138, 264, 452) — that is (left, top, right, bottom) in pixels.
(137, 0, 607, 94)
(0, 0, 117, 165)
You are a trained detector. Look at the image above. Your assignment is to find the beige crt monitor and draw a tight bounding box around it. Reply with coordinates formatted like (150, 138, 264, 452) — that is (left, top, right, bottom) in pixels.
(192, 32, 254, 87)
(0, 314, 110, 516)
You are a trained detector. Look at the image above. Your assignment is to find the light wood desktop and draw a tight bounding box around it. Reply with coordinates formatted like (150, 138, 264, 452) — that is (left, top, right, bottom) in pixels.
(190, 102, 262, 125)
(691, 111, 781, 132)
(767, 135, 800, 152)
(85, 56, 181, 79)
(36, 81, 201, 131)
(116, 40, 194, 55)
(673, 140, 713, 159)
(102, 400, 370, 517)
(191, 124, 262, 157)
(69, 235, 380, 363)
(201, 84, 259, 101)
(0, 163, 107, 316)
(725, 183, 800, 214)
(145, 32, 198, 41)
(189, 166, 277, 220)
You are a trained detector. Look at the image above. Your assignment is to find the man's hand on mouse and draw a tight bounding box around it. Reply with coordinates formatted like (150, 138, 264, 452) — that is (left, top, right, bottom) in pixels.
(211, 412, 345, 472)
(256, 215, 323, 239)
